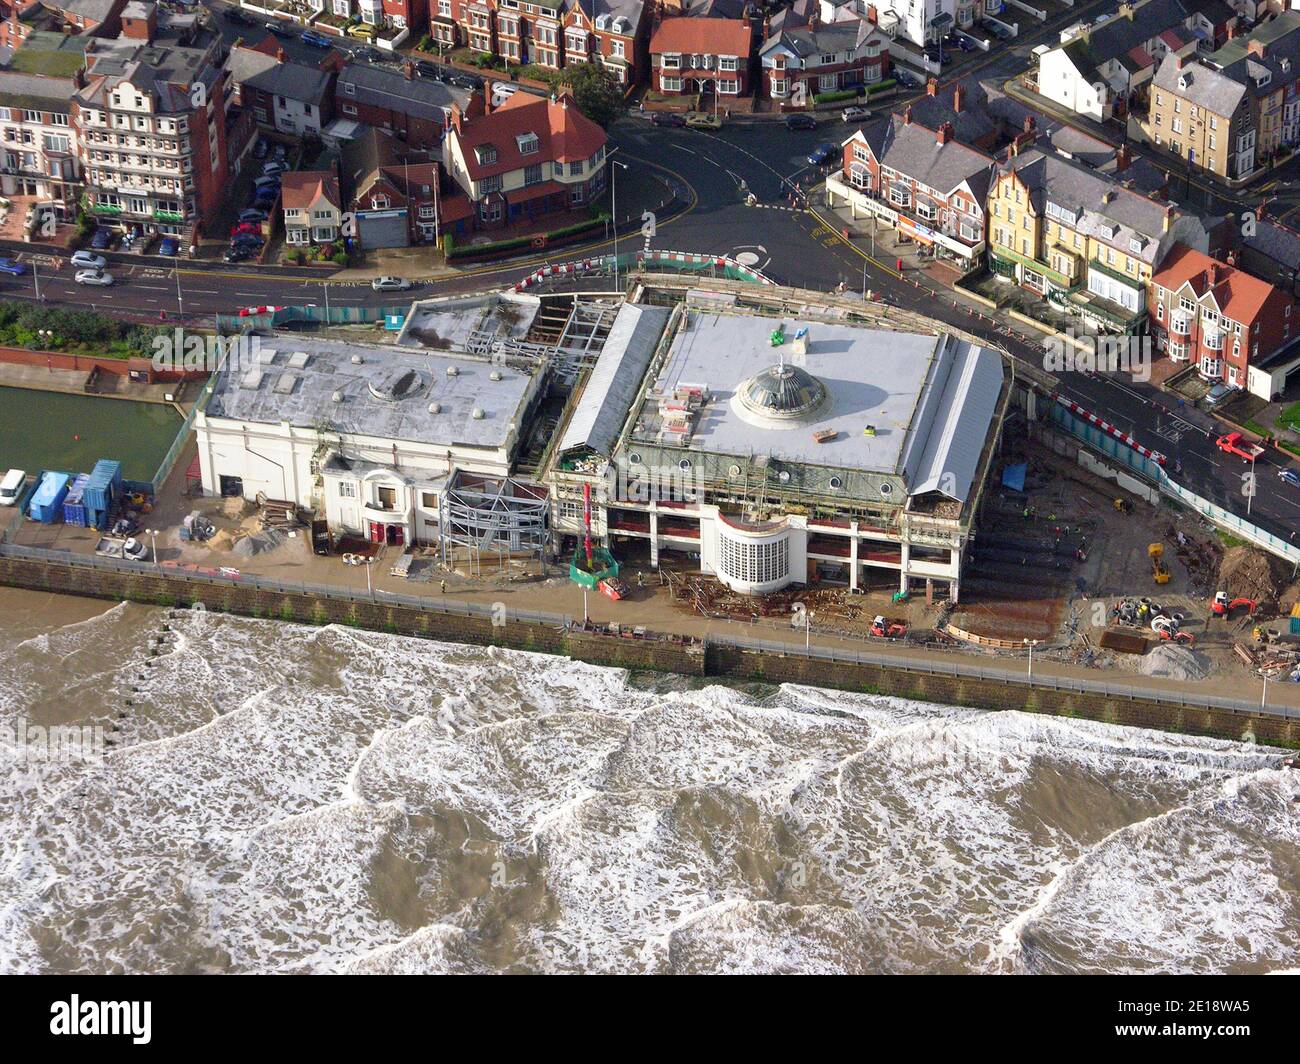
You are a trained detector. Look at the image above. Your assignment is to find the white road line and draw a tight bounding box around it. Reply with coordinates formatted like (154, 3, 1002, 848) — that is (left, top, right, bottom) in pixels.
(672, 144, 697, 156)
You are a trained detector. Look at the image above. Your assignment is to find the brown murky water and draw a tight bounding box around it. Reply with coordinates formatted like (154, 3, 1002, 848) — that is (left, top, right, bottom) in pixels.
(1, 587, 1297, 973)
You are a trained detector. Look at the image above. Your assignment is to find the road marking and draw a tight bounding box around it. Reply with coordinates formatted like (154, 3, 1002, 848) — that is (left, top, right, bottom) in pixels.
(672, 144, 697, 156)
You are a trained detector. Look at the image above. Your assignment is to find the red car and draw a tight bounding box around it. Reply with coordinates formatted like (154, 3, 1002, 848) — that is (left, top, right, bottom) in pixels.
(231, 222, 261, 238)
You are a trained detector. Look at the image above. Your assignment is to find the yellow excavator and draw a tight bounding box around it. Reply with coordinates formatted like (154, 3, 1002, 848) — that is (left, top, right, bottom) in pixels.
(1149, 542, 1171, 585)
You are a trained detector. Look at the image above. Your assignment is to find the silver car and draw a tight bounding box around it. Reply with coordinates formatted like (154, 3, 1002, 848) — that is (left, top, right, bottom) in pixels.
(75, 269, 114, 286)
(371, 276, 412, 292)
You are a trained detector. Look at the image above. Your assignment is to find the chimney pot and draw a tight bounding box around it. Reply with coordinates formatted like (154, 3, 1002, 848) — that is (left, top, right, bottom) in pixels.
(953, 84, 964, 113)
(936, 122, 952, 145)
(926, 77, 937, 97)
(903, 106, 912, 125)
(404, 61, 415, 80)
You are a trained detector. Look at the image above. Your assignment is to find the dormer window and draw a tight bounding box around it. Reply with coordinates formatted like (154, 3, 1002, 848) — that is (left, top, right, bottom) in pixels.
(1129, 237, 1142, 253)
(475, 144, 498, 165)
(516, 132, 539, 154)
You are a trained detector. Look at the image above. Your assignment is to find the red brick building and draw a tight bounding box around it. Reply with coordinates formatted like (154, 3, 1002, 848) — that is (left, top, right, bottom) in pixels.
(335, 60, 464, 150)
(1150, 243, 1296, 387)
(758, 4, 888, 104)
(648, 16, 754, 99)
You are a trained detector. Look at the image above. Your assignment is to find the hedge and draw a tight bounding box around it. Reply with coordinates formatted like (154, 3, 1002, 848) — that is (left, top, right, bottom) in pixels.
(445, 212, 609, 260)
(866, 79, 898, 95)
(814, 89, 858, 104)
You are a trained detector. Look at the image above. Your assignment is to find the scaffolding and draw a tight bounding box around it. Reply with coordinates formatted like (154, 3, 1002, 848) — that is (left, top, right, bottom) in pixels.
(462, 298, 621, 387)
(438, 470, 550, 576)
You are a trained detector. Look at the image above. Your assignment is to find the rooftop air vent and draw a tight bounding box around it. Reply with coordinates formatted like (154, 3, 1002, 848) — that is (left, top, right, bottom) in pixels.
(446, 365, 459, 376)
(471, 407, 485, 420)
(332, 390, 343, 403)
(489, 370, 503, 381)
(429, 402, 441, 414)
(351, 354, 364, 365)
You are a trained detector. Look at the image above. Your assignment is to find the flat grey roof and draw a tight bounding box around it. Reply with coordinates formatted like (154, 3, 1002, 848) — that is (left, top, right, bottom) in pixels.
(635, 312, 941, 476)
(396, 292, 541, 351)
(205, 336, 533, 451)
(559, 303, 671, 456)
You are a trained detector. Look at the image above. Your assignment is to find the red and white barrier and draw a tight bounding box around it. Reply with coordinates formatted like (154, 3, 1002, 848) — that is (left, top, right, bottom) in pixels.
(238, 305, 282, 317)
(1054, 395, 1167, 466)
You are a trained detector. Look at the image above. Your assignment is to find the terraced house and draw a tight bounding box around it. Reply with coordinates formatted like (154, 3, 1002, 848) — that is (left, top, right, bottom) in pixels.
(561, 0, 647, 87)
(72, 3, 229, 239)
(442, 85, 606, 228)
(0, 70, 81, 223)
(987, 145, 1212, 335)
(828, 110, 993, 271)
(1144, 11, 1300, 181)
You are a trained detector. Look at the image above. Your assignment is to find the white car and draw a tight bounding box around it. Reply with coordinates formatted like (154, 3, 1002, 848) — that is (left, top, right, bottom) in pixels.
(842, 106, 872, 122)
(75, 269, 114, 286)
(70, 250, 107, 270)
(371, 276, 412, 292)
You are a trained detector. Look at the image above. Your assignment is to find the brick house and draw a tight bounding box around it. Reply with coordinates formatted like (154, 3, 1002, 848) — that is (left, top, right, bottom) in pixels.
(335, 60, 468, 150)
(1149, 243, 1295, 387)
(649, 16, 754, 99)
(828, 111, 993, 270)
(563, 0, 648, 87)
(759, 1, 888, 105)
(281, 170, 342, 246)
(442, 85, 606, 229)
(324, 0, 430, 43)
(339, 126, 444, 246)
(228, 40, 336, 137)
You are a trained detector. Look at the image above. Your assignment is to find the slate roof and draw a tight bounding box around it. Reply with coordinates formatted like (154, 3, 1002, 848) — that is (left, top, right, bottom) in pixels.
(231, 47, 334, 107)
(0, 71, 74, 113)
(847, 114, 995, 203)
(907, 81, 997, 146)
(1151, 51, 1246, 115)
(338, 61, 468, 123)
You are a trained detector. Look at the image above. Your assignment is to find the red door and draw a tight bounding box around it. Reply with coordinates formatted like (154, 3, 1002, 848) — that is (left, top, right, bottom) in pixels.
(368, 521, 384, 544)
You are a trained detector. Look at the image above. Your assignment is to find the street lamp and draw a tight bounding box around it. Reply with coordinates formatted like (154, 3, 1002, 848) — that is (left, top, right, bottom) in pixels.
(609, 155, 629, 294)
(149, 529, 158, 567)
(174, 267, 184, 318)
(1024, 637, 1038, 681)
(806, 610, 814, 652)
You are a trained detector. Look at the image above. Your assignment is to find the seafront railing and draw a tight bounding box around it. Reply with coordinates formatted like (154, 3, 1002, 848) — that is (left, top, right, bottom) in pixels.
(0, 541, 1294, 723)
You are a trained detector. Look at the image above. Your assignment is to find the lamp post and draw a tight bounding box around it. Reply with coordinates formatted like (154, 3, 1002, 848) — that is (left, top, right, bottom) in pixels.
(149, 529, 158, 567)
(806, 610, 814, 652)
(32, 261, 41, 302)
(174, 267, 184, 318)
(1024, 637, 1038, 681)
(609, 154, 628, 294)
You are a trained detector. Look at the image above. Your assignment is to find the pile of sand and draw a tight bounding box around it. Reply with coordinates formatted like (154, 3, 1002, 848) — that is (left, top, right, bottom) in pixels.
(1139, 643, 1211, 682)
(1217, 546, 1291, 613)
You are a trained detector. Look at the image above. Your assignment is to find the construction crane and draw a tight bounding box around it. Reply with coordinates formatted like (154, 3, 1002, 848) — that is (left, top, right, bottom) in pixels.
(1149, 542, 1171, 585)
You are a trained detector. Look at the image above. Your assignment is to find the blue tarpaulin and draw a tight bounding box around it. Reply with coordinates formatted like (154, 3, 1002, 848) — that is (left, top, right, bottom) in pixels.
(1001, 463, 1027, 492)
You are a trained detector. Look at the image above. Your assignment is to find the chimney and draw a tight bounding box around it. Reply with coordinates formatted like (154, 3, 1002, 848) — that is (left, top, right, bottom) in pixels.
(926, 76, 938, 97)
(1102, 189, 1115, 203)
(276, 47, 287, 62)
(73, 65, 85, 90)
(953, 84, 964, 113)
(1023, 114, 1035, 133)
(450, 101, 463, 135)
(1115, 143, 1131, 171)
(1248, 39, 1267, 59)
(404, 61, 415, 80)
(1227, 23, 1236, 41)
(763, 15, 770, 37)
(1163, 203, 1175, 233)
(903, 106, 912, 125)
(121, 2, 157, 43)
(483, 81, 493, 114)
(1227, 249, 1239, 267)
(1119, 1, 1134, 19)
(936, 122, 952, 145)
(1208, 262, 1220, 287)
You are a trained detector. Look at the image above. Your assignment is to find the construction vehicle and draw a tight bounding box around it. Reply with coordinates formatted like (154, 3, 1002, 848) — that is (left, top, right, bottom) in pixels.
(870, 615, 907, 639)
(1215, 431, 1266, 463)
(1149, 542, 1171, 585)
(1212, 591, 1257, 618)
(598, 577, 629, 601)
(1152, 615, 1195, 645)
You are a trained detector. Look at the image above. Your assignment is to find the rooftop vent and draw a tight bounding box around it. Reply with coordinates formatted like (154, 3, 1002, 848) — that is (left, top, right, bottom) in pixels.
(446, 365, 459, 376)
(367, 368, 426, 403)
(331, 390, 343, 403)
(489, 370, 503, 381)
(471, 407, 485, 420)
(350, 354, 364, 365)
(428, 402, 442, 414)
(287, 351, 311, 369)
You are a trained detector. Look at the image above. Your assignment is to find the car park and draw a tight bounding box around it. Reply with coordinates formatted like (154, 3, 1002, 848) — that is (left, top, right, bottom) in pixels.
(371, 276, 412, 292)
(842, 105, 871, 122)
(651, 111, 686, 127)
(0, 256, 27, 276)
(158, 237, 179, 257)
(70, 251, 107, 270)
(301, 29, 332, 48)
(784, 113, 817, 131)
(75, 269, 113, 286)
(806, 142, 836, 166)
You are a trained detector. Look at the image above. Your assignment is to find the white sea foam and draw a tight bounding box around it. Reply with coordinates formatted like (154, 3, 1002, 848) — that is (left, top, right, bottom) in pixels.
(0, 607, 1293, 973)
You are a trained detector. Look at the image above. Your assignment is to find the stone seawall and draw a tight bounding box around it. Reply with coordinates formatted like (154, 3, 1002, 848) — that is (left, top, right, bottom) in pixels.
(2, 556, 1295, 748)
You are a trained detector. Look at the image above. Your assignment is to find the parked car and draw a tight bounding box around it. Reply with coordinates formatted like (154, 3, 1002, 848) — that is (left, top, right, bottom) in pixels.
(230, 234, 264, 249)
(75, 269, 113, 286)
(232, 222, 261, 237)
(651, 111, 686, 128)
(0, 256, 27, 276)
(158, 237, 179, 257)
(415, 60, 442, 79)
(372, 276, 412, 292)
(352, 47, 384, 64)
(984, 21, 1012, 40)
(1204, 382, 1236, 408)
(1278, 468, 1300, 488)
(238, 208, 269, 223)
(785, 113, 817, 131)
(225, 9, 257, 26)
(262, 160, 288, 175)
(806, 142, 837, 166)
(346, 22, 376, 39)
(685, 112, 722, 129)
(253, 138, 269, 160)
(449, 74, 481, 90)
(264, 20, 293, 37)
(224, 245, 253, 263)
(253, 176, 281, 191)
(895, 69, 922, 89)
(90, 228, 114, 250)
(300, 29, 332, 48)
(842, 105, 872, 122)
(70, 250, 107, 270)
(958, 35, 977, 52)
(252, 193, 278, 209)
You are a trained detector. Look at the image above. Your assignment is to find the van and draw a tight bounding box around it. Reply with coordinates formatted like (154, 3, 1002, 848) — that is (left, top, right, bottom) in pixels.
(0, 468, 26, 506)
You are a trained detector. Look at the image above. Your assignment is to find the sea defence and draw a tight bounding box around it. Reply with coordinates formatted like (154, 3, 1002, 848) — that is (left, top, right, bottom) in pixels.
(0, 550, 1296, 749)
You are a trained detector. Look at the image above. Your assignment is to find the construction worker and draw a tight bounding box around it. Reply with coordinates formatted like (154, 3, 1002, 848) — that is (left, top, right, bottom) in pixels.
(636, 571, 644, 588)
(440, 579, 446, 594)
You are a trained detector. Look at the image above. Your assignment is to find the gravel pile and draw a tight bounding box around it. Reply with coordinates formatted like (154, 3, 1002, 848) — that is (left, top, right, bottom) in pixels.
(1139, 643, 1211, 682)
(231, 527, 289, 558)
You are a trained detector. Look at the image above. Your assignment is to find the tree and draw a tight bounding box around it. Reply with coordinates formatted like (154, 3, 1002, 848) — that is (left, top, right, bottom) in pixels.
(545, 62, 627, 129)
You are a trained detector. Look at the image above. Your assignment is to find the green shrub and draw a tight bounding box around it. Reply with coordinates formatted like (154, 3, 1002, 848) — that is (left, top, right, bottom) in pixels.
(418, 34, 432, 51)
(866, 79, 897, 95)
(814, 89, 857, 104)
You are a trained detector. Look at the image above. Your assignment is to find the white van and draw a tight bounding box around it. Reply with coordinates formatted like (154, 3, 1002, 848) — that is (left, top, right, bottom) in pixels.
(0, 469, 26, 506)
